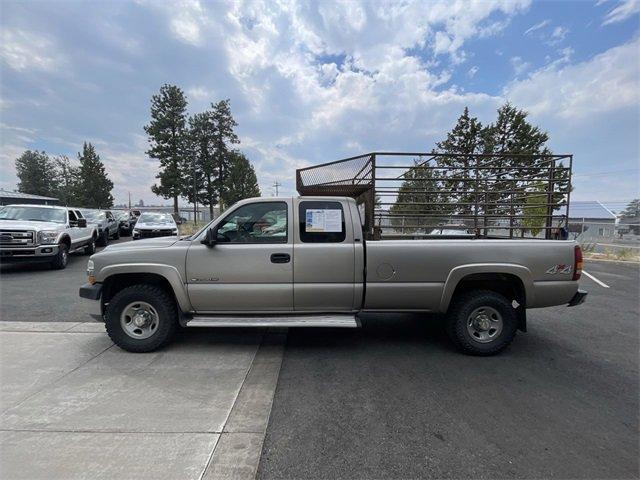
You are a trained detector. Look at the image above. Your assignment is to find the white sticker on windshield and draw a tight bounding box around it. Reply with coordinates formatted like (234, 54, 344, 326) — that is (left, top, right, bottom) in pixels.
(305, 209, 342, 232)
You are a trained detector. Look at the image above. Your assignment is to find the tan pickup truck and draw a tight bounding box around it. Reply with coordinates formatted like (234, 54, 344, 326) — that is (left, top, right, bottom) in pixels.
(80, 195, 586, 356)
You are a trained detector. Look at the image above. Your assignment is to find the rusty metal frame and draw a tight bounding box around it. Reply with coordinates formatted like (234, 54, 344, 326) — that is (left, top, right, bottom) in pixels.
(296, 152, 573, 240)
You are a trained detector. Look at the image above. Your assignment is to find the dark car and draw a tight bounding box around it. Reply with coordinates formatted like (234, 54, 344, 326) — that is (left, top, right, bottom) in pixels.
(115, 211, 136, 236)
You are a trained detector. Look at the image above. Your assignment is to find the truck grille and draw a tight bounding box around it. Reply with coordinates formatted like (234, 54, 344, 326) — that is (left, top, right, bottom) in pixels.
(0, 230, 35, 246)
(138, 229, 175, 239)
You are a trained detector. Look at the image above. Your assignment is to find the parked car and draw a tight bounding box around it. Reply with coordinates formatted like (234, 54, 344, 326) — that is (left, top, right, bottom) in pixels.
(80, 209, 119, 246)
(1, 204, 97, 269)
(80, 196, 586, 355)
(114, 211, 136, 236)
(132, 212, 179, 240)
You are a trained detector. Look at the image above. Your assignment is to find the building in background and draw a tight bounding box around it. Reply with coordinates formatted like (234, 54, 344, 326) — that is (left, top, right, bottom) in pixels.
(568, 201, 617, 241)
(0, 189, 60, 206)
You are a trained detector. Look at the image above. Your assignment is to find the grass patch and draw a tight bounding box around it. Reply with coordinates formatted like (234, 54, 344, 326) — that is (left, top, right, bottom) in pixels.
(178, 221, 202, 236)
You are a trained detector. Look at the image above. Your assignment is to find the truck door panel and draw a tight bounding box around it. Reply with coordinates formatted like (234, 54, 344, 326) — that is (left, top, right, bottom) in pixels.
(293, 200, 355, 311)
(186, 200, 293, 312)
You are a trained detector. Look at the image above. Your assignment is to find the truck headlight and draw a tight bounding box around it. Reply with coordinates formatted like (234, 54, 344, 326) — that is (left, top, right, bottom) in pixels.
(87, 259, 95, 284)
(172, 228, 179, 235)
(37, 231, 59, 244)
(133, 228, 140, 235)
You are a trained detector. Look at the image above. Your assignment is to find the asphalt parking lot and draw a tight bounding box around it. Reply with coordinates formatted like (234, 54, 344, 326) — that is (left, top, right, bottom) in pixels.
(258, 260, 639, 479)
(1, 249, 638, 479)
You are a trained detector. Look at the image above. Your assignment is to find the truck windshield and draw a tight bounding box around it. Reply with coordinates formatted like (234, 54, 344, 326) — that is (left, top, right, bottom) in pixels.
(81, 211, 105, 221)
(138, 213, 173, 224)
(0, 206, 66, 223)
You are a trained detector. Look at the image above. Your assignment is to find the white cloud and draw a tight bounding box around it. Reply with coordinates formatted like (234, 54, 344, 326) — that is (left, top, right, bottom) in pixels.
(549, 26, 569, 45)
(524, 19, 551, 35)
(510, 56, 532, 76)
(467, 66, 479, 78)
(602, 0, 640, 25)
(0, 29, 63, 71)
(505, 38, 640, 119)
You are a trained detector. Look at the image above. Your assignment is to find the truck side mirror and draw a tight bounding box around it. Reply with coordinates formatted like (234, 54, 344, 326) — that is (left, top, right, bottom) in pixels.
(77, 218, 87, 228)
(201, 228, 217, 247)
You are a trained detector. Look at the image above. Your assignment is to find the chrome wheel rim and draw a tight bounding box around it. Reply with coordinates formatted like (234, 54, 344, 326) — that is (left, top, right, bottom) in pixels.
(61, 248, 68, 266)
(467, 306, 503, 343)
(120, 301, 159, 339)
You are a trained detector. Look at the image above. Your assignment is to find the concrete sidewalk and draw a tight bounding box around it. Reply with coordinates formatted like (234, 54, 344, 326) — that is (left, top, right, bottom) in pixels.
(0, 322, 285, 480)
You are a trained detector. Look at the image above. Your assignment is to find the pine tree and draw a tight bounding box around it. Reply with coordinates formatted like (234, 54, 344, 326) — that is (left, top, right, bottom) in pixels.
(389, 158, 447, 234)
(210, 99, 240, 210)
(53, 155, 79, 206)
(75, 142, 114, 208)
(481, 103, 555, 236)
(184, 111, 217, 219)
(145, 84, 189, 215)
(224, 151, 261, 205)
(15, 150, 58, 197)
(621, 199, 640, 218)
(434, 107, 485, 215)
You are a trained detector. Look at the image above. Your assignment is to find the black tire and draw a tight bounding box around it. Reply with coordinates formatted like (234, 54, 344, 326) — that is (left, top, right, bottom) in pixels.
(50, 243, 69, 270)
(105, 284, 178, 353)
(113, 227, 120, 240)
(446, 290, 518, 356)
(97, 230, 108, 247)
(84, 237, 96, 255)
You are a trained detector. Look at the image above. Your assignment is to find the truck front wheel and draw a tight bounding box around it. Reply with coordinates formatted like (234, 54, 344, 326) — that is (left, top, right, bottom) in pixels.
(50, 243, 69, 270)
(104, 284, 178, 353)
(446, 290, 518, 356)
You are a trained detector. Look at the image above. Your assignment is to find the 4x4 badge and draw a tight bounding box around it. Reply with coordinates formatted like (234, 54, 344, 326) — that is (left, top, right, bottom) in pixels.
(546, 264, 572, 275)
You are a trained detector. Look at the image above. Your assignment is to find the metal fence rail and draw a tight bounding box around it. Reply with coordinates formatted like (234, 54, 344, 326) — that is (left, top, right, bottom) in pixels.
(296, 152, 573, 240)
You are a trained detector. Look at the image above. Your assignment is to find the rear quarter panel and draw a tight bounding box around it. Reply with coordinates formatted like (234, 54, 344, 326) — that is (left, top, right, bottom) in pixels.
(365, 239, 578, 311)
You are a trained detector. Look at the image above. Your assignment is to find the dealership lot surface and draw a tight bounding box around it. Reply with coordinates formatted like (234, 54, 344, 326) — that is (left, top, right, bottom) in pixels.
(1, 244, 638, 479)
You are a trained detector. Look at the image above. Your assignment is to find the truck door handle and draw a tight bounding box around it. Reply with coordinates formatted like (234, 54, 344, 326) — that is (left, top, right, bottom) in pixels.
(270, 253, 291, 263)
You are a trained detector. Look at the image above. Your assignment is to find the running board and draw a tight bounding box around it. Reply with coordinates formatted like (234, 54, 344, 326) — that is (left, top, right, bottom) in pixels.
(186, 314, 359, 328)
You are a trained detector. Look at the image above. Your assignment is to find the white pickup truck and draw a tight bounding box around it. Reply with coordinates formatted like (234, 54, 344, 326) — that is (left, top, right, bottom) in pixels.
(1, 204, 97, 269)
(80, 196, 586, 355)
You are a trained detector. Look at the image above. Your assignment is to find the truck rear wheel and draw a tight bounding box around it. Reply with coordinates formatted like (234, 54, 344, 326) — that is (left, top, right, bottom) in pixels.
(105, 284, 178, 353)
(446, 290, 518, 356)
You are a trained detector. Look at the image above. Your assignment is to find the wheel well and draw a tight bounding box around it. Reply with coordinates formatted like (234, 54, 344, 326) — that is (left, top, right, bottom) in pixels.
(102, 273, 176, 306)
(453, 273, 525, 304)
(451, 273, 527, 331)
(59, 235, 71, 248)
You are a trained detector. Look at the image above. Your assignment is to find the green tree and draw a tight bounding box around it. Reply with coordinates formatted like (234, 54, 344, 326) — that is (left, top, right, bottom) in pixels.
(210, 99, 240, 210)
(75, 142, 114, 208)
(145, 84, 189, 215)
(224, 151, 261, 205)
(389, 158, 447, 234)
(53, 155, 79, 206)
(184, 111, 217, 219)
(15, 150, 58, 197)
(434, 107, 485, 216)
(621, 199, 640, 218)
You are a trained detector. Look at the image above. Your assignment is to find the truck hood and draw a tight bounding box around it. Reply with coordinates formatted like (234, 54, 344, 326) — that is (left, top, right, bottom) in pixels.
(0, 219, 61, 231)
(135, 223, 177, 229)
(102, 236, 180, 250)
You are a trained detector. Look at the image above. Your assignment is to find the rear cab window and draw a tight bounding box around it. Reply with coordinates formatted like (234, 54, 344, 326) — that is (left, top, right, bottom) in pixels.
(298, 201, 346, 243)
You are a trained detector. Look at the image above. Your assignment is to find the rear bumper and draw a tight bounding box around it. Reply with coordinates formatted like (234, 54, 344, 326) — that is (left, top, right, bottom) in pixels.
(0, 245, 59, 263)
(568, 289, 588, 307)
(79, 283, 103, 321)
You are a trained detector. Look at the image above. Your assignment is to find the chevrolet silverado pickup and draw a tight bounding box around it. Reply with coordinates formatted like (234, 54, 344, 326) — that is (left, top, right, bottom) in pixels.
(80, 196, 587, 355)
(1, 204, 97, 269)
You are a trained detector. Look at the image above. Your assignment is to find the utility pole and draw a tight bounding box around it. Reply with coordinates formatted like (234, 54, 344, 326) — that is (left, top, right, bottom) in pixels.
(128, 192, 131, 211)
(273, 180, 282, 197)
(193, 155, 197, 225)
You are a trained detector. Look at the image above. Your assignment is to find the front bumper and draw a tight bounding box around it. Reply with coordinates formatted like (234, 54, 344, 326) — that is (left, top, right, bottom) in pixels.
(568, 289, 588, 307)
(79, 283, 103, 321)
(0, 244, 59, 262)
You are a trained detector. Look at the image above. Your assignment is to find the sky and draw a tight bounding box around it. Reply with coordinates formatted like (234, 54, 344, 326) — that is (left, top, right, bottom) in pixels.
(0, 0, 638, 213)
